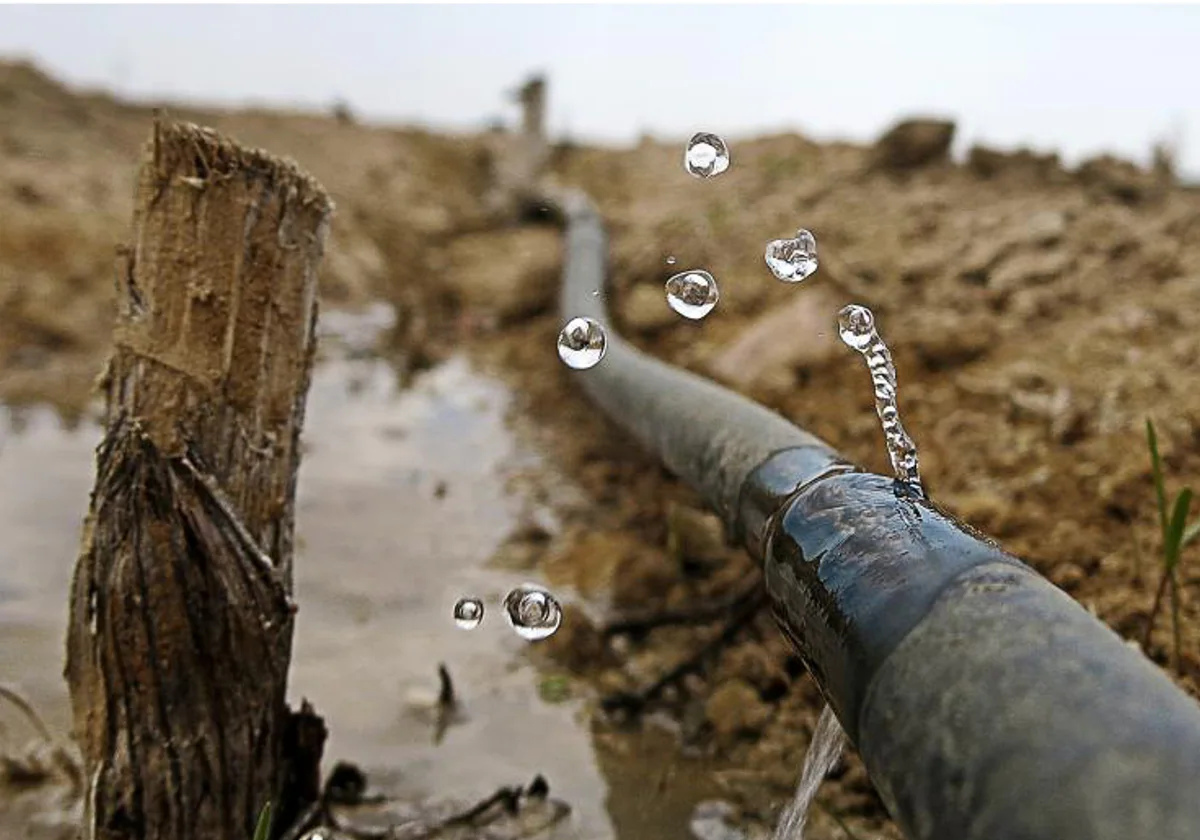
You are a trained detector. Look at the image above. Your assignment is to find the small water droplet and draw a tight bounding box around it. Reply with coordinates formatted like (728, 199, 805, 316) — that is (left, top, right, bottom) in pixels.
(453, 597, 484, 630)
(666, 255, 677, 265)
(765, 229, 819, 283)
(837, 304, 875, 350)
(557, 316, 607, 369)
(591, 289, 601, 298)
(504, 584, 562, 641)
(665, 270, 719, 320)
(684, 133, 730, 179)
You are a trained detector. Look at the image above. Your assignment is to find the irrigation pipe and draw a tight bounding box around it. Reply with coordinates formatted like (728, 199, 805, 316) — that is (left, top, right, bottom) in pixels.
(556, 190, 1200, 840)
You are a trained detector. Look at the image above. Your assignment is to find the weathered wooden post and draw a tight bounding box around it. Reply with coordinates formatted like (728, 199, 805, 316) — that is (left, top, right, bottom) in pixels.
(64, 120, 332, 840)
(484, 74, 551, 220)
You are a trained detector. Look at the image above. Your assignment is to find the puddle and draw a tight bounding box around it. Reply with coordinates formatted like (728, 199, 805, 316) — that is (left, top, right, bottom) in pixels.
(0, 306, 727, 840)
(289, 349, 610, 838)
(0, 405, 97, 738)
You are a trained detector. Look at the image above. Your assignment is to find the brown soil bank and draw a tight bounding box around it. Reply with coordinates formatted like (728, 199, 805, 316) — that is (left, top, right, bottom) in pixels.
(4, 60, 1200, 838)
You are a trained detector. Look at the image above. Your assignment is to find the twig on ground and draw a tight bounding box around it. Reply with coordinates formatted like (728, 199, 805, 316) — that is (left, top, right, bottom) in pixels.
(601, 588, 768, 715)
(602, 576, 763, 637)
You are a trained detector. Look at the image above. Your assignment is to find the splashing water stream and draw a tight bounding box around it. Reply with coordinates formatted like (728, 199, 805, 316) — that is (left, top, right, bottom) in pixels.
(838, 304, 922, 490)
(772, 704, 848, 840)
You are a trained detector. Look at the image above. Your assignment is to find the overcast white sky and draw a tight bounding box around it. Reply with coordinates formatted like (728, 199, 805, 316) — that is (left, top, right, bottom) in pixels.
(2, 4, 1199, 176)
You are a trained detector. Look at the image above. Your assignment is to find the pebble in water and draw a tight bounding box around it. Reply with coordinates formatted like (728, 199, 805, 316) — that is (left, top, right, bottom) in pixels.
(765, 229, 819, 283)
(837, 304, 922, 488)
(556, 316, 607, 370)
(684, 132, 730, 179)
(452, 597, 484, 630)
(665, 270, 719, 320)
(503, 584, 563, 641)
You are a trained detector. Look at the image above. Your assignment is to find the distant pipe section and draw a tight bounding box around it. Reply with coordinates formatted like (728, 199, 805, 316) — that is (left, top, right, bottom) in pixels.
(557, 190, 1200, 840)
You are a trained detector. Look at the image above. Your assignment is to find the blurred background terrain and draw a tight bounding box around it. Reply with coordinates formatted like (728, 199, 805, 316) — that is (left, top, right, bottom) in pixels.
(2, 6, 1200, 840)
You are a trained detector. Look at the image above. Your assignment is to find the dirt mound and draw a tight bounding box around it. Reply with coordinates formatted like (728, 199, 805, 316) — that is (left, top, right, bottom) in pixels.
(4, 60, 1200, 839)
(0, 59, 495, 418)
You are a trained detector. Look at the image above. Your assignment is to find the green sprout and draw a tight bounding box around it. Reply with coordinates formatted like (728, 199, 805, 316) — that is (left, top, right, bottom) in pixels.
(252, 802, 273, 840)
(538, 673, 573, 704)
(1143, 419, 1200, 673)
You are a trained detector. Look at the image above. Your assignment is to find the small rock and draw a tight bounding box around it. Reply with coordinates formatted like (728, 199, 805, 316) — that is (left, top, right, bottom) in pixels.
(706, 287, 841, 388)
(612, 549, 679, 609)
(968, 145, 1061, 179)
(1050, 562, 1086, 592)
(947, 490, 1011, 536)
(1018, 210, 1067, 247)
(957, 238, 1014, 285)
(1077, 154, 1158, 205)
(541, 604, 615, 673)
(898, 250, 946, 285)
(666, 501, 728, 573)
(874, 118, 955, 170)
(705, 680, 772, 746)
(622, 283, 676, 334)
(544, 529, 639, 598)
(911, 312, 994, 370)
(989, 251, 1071, 293)
(1073, 204, 1142, 258)
(1135, 237, 1184, 282)
(716, 644, 786, 693)
(689, 800, 747, 840)
(445, 228, 562, 323)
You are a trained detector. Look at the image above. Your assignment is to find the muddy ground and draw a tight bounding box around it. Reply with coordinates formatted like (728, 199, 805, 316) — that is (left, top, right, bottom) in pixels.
(3, 59, 1200, 840)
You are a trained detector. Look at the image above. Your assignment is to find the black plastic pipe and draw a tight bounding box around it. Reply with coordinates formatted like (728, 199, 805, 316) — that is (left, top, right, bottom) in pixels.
(557, 191, 1200, 840)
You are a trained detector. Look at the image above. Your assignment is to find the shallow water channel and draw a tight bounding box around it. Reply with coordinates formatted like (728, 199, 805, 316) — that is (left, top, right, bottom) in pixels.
(0, 307, 729, 840)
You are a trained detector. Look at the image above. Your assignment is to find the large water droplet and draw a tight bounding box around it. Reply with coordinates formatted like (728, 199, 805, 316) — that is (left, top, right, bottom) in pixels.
(684, 133, 730, 179)
(665, 270, 719, 320)
(837, 304, 875, 350)
(557, 316, 607, 370)
(453, 597, 484, 630)
(503, 584, 562, 641)
(765, 229, 819, 283)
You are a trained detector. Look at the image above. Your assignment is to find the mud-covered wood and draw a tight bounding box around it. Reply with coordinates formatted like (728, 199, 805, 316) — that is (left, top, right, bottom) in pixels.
(64, 120, 333, 840)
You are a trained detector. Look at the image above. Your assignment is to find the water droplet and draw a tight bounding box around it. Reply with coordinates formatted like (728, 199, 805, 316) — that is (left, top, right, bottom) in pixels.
(666, 255, 677, 265)
(453, 597, 484, 630)
(837, 304, 875, 350)
(665, 270, 719, 320)
(837, 304, 922, 489)
(591, 289, 601, 298)
(765, 229, 819, 283)
(557, 316, 607, 369)
(684, 133, 730, 179)
(504, 584, 562, 641)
